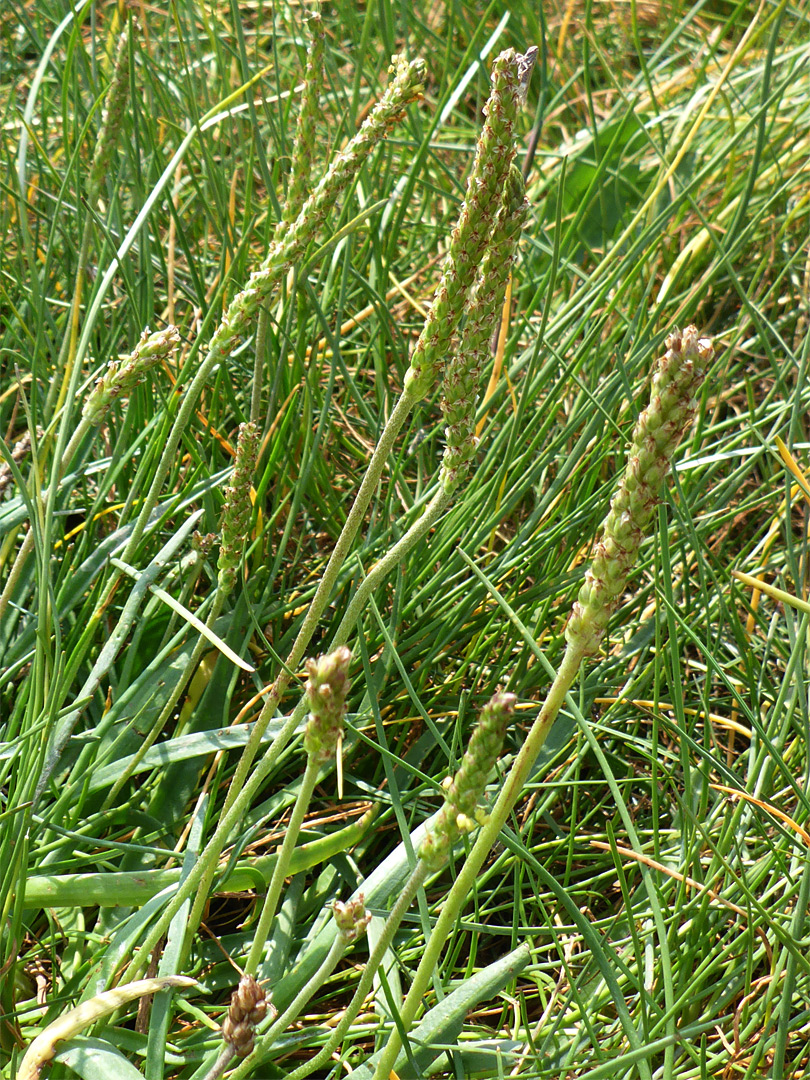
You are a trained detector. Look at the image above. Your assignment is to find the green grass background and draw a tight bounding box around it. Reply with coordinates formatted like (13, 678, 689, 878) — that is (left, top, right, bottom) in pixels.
(2, 0, 810, 1076)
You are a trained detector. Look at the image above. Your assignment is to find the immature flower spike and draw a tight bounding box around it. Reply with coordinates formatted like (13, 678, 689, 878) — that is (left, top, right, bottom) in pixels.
(565, 326, 712, 656)
(218, 422, 260, 595)
(419, 691, 515, 869)
(82, 325, 180, 424)
(221, 975, 270, 1058)
(304, 646, 352, 763)
(440, 164, 528, 494)
(405, 48, 534, 401)
(333, 895, 372, 943)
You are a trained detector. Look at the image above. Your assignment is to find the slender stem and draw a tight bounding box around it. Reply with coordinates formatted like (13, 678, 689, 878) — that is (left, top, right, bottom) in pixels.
(284, 860, 430, 1080)
(244, 755, 321, 975)
(227, 935, 347, 1080)
(371, 643, 585, 1080)
(199, 1045, 235, 1080)
(330, 487, 452, 648)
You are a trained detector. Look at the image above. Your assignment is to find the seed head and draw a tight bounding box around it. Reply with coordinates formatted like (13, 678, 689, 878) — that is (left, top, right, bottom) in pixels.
(565, 326, 712, 656)
(221, 975, 271, 1058)
(82, 325, 180, 425)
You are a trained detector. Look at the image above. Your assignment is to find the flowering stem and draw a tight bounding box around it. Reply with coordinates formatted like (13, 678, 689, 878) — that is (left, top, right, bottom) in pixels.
(330, 486, 453, 647)
(370, 647, 581, 1080)
(283, 860, 430, 1080)
(372, 326, 712, 1080)
(121, 57, 425, 565)
(198, 1046, 234, 1080)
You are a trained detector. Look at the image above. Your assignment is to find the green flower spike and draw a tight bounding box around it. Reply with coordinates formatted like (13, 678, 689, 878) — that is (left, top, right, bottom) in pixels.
(405, 47, 536, 401)
(88, 20, 132, 195)
(303, 646, 352, 763)
(419, 691, 516, 869)
(440, 163, 528, 494)
(280, 10, 326, 232)
(82, 325, 180, 425)
(207, 55, 425, 367)
(565, 325, 713, 656)
(217, 422, 260, 595)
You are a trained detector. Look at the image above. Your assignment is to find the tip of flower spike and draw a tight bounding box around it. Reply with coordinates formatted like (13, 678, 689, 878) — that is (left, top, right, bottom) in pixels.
(669, 325, 714, 368)
(304, 646, 352, 763)
(388, 54, 427, 97)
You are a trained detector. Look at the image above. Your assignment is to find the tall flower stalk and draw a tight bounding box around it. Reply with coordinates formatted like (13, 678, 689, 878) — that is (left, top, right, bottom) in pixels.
(371, 326, 713, 1080)
(243, 647, 352, 977)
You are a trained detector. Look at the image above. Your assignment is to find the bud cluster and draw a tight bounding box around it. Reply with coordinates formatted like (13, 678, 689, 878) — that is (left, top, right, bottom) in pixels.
(303, 646, 352, 763)
(333, 895, 372, 942)
(221, 975, 270, 1058)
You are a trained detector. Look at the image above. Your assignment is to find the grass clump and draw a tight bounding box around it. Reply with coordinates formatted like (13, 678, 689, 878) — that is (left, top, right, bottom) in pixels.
(2, 2, 810, 1079)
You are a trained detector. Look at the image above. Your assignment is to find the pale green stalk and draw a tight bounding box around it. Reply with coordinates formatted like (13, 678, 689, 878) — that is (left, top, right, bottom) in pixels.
(246, 646, 351, 974)
(279, 691, 512, 1080)
(217, 46, 530, 828)
(331, 167, 527, 644)
(372, 326, 713, 1079)
(243, 756, 320, 977)
(370, 650, 581, 1080)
